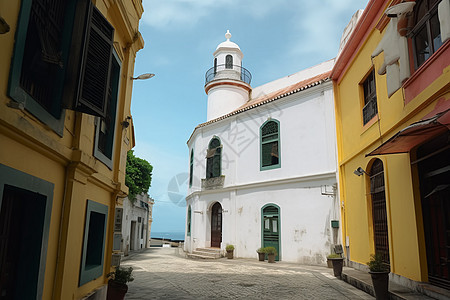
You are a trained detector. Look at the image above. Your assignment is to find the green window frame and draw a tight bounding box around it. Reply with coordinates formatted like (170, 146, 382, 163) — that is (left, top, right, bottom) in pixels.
(260, 120, 281, 170)
(93, 50, 121, 169)
(187, 205, 192, 236)
(362, 70, 378, 125)
(79, 200, 108, 286)
(189, 149, 194, 187)
(8, 0, 115, 136)
(206, 137, 222, 179)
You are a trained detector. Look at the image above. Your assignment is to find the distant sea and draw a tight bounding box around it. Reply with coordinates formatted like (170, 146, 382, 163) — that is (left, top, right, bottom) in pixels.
(151, 231, 185, 241)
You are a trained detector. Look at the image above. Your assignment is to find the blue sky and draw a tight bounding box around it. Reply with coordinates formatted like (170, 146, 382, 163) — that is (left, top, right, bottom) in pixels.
(130, 0, 369, 235)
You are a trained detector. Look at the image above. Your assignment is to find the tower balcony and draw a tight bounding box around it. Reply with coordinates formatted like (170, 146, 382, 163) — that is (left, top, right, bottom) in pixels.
(205, 64, 252, 86)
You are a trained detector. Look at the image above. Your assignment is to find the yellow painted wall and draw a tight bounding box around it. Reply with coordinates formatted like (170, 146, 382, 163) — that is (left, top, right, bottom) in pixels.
(333, 10, 450, 282)
(0, 0, 144, 299)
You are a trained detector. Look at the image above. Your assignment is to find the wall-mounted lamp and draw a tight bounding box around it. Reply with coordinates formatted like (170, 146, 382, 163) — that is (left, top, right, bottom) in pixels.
(194, 210, 203, 214)
(353, 167, 369, 176)
(131, 73, 155, 80)
(121, 116, 131, 129)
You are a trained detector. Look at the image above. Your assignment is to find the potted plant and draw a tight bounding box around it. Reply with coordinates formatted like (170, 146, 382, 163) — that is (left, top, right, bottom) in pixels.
(257, 247, 265, 261)
(367, 253, 390, 300)
(265, 247, 277, 263)
(327, 253, 344, 278)
(225, 244, 235, 259)
(107, 266, 134, 300)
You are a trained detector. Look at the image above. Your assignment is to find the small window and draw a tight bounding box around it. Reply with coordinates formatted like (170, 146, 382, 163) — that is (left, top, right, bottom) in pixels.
(79, 200, 108, 286)
(362, 70, 378, 125)
(93, 50, 121, 169)
(260, 120, 280, 170)
(189, 149, 194, 187)
(187, 206, 191, 236)
(206, 138, 221, 179)
(411, 0, 443, 69)
(214, 58, 217, 76)
(225, 55, 233, 69)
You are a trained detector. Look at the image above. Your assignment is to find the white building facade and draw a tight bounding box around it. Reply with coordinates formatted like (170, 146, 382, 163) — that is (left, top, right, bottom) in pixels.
(185, 32, 340, 264)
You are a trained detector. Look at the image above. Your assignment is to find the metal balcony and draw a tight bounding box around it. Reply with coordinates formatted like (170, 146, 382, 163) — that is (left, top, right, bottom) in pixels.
(205, 64, 252, 86)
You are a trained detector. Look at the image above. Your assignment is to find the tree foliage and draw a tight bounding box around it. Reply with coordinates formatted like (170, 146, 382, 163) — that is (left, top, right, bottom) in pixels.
(125, 150, 153, 201)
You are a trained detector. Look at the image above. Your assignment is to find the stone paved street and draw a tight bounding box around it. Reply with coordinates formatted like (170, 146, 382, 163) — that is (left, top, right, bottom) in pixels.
(122, 248, 374, 300)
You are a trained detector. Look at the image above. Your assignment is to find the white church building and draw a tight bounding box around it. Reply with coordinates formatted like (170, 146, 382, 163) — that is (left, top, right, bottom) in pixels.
(185, 31, 340, 264)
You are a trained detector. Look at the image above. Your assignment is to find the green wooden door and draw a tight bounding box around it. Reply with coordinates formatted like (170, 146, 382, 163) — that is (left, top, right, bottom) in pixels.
(262, 205, 280, 261)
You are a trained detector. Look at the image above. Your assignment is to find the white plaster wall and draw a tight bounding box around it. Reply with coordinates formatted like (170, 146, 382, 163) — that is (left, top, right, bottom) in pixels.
(122, 195, 149, 253)
(214, 49, 243, 67)
(206, 85, 249, 121)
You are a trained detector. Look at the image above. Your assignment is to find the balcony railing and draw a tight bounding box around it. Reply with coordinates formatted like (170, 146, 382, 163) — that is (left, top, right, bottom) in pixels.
(363, 97, 378, 125)
(205, 64, 252, 86)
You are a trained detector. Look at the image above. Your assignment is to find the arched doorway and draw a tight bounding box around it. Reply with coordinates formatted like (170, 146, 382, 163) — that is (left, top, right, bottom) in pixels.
(211, 202, 222, 248)
(369, 159, 390, 266)
(262, 204, 280, 261)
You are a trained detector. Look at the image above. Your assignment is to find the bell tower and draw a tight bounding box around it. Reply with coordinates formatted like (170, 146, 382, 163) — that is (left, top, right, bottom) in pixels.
(204, 30, 252, 121)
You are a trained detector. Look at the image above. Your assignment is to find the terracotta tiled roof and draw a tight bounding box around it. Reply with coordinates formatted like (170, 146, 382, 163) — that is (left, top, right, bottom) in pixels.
(196, 71, 331, 129)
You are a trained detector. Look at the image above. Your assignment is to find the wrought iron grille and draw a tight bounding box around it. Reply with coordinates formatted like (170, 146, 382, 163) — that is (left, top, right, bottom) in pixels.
(205, 64, 252, 85)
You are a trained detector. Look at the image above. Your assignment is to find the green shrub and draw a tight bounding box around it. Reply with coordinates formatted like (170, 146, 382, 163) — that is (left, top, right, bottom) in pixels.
(257, 247, 265, 253)
(107, 266, 134, 285)
(264, 247, 277, 255)
(226, 244, 235, 251)
(367, 253, 389, 272)
(327, 253, 341, 259)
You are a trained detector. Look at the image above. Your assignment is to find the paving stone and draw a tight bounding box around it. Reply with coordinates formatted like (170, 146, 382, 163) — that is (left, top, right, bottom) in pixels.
(122, 248, 374, 300)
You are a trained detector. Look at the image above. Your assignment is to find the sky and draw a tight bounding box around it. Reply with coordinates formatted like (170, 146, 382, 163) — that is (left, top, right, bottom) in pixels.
(130, 0, 369, 236)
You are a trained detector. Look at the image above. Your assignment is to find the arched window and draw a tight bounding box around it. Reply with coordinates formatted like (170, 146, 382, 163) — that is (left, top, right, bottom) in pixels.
(189, 149, 194, 187)
(225, 55, 233, 69)
(369, 159, 390, 266)
(187, 205, 191, 236)
(260, 120, 280, 170)
(411, 0, 443, 69)
(206, 138, 221, 178)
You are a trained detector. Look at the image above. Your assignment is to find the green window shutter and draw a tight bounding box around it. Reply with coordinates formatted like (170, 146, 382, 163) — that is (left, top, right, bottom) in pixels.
(189, 150, 194, 186)
(260, 121, 281, 170)
(64, 0, 114, 118)
(206, 138, 222, 179)
(187, 206, 191, 236)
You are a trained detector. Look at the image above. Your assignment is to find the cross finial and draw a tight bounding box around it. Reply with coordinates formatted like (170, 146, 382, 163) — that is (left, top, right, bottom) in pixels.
(225, 30, 231, 41)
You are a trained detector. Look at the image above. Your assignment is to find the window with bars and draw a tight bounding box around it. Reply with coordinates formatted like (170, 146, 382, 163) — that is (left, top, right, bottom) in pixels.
(260, 120, 280, 170)
(206, 138, 221, 179)
(370, 159, 390, 266)
(410, 0, 443, 69)
(362, 70, 378, 125)
(8, 0, 115, 135)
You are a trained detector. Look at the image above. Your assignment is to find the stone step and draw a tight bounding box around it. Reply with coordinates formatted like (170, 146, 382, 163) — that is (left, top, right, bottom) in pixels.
(187, 253, 221, 259)
(192, 250, 222, 258)
(195, 247, 221, 254)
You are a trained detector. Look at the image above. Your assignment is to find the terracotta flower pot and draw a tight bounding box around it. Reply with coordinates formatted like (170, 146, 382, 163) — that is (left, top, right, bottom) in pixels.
(258, 252, 265, 261)
(107, 280, 128, 300)
(369, 271, 389, 300)
(267, 253, 275, 263)
(226, 249, 234, 259)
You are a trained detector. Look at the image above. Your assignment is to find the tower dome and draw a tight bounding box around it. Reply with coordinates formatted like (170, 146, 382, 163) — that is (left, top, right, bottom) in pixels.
(205, 30, 252, 121)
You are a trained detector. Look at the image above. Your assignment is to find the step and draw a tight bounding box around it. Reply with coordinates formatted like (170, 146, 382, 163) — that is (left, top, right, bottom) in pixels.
(187, 253, 222, 259)
(195, 247, 221, 254)
(192, 250, 222, 258)
(342, 268, 436, 300)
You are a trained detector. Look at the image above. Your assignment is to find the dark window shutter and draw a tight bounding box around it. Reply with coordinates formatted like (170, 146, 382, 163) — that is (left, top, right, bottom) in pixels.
(64, 0, 114, 118)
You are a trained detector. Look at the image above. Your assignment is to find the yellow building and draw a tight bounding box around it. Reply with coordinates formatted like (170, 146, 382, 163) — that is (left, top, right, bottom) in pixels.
(332, 0, 450, 293)
(0, 0, 143, 299)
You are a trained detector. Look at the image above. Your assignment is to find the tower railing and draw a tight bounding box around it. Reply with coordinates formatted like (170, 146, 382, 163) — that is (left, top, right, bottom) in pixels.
(205, 64, 252, 86)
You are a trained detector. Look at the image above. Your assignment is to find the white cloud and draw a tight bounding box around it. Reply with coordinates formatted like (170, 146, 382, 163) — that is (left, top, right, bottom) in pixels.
(142, 0, 290, 29)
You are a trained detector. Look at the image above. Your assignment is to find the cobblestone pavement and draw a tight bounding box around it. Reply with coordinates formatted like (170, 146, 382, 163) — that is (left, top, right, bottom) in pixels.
(122, 247, 373, 300)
